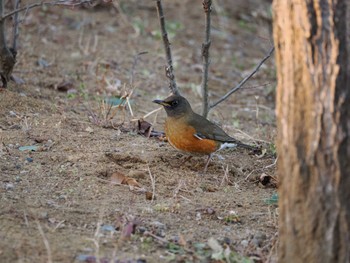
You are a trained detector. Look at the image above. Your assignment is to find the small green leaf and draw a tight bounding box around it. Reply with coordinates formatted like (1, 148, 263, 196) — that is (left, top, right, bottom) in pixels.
(19, 145, 38, 152)
(104, 97, 126, 106)
(265, 192, 278, 205)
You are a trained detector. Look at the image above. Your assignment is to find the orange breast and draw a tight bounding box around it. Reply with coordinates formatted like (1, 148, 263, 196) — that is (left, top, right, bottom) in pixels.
(164, 117, 219, 155)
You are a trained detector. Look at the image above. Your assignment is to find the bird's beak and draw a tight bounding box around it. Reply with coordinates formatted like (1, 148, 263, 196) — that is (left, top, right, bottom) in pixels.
(153, 99, 170, 107)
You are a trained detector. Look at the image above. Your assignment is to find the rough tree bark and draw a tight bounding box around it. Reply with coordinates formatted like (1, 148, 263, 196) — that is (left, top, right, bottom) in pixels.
(0, 0, 16, 88)
(273, 0, 350, 262)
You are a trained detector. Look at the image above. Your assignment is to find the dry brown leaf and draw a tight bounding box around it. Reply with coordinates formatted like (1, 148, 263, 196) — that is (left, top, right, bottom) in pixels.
(138, 119, 152, 137)
(110, 172, 126, 184)
(145, 191, 155, 200)
(178, 234, 187, 247)
(124, 177, 141, 188)
(120, 220, 140, 241)
(56, 80, 74, 92)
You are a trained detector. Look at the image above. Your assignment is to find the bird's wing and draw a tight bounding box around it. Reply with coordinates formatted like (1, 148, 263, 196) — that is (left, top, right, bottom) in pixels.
(188, 113, 256, 150)
(188, 113, 236, 142)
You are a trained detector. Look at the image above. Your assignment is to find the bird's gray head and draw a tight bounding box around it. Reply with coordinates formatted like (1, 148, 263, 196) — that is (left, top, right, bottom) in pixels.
(153, 94, 193, 118)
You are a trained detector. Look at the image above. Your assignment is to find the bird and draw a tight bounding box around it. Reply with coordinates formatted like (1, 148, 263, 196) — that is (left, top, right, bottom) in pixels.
(153, 94, 257, 172)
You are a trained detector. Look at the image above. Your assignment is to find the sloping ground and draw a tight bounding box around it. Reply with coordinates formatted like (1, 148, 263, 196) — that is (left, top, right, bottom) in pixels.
(0, 1, 277, 262)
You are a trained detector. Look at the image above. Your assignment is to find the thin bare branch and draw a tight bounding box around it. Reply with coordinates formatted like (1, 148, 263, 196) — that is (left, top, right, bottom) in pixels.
(147, 165, 156, 202)
(36, 220, 53, 263)
(129, 51, 148, 88)
(209, 46, 275, 110)
(12, 0, 21, 51)
(201, 0, 212, 118)
(0, 0, 94, 22)
(155, 0, 179, 95)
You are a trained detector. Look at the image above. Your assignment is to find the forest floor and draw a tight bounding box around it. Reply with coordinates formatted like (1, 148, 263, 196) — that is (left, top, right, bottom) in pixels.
(0, 1, 278, 262)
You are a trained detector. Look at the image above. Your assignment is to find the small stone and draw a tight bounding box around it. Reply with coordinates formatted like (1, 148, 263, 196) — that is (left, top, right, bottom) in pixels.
(101, 225, 116, 232)
(5, 183, 14, 190)
(150, 221, 166, 230)
(58, 195, 67, 200)
(206, 207, 215, 215)
(252, 232, 267, 247)
(26, 157, 33, 163)
(38, 211, 48, 219)
(145, 191, 155, 200)
(15, 176, 22, 182)
(85, 126, 94, 133)
(223, 237, 231, 245)
(241, 240, 249, 247)
(138, 226, 146, 234)
(195, 187, 203, 193)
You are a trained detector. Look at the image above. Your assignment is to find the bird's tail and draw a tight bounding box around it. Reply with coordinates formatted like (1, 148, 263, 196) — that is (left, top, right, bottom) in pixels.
(228, 139, 261, 153)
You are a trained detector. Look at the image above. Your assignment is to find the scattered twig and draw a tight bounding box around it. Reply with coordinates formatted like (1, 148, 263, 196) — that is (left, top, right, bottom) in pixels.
(95, 177, 147, 194)
(201, 0, 212, 118)
(53, 220, 66, 231)
(36, 220, 53, 263)
(129, 51, 148, 88)
(23, 211, 29, 227)
(220, 165, 230, 186)
(265, 156, 278, 169)
(209, 46, 275, 110)
(147, 165, 156, 202)
(112, 0, 138, 34)
(265, 232, 278, 262)
(173, 179, 185, 199)
(86, 217, 102, 263)
(142, 107, 162, 119)
(231, 127, 272, 145)
(78, 26, 98, 55)
(144, 231, 168, 244)
(0, 0, 95, 22)
(240, 82, 271, 91)
(244, 169, 258, 181)
(126, 96, 134, 117)
(255, 95, 260, 125)
(156, 0, 179, 95)
(2, 142, 11, 155)
(179, 195, 192, 203)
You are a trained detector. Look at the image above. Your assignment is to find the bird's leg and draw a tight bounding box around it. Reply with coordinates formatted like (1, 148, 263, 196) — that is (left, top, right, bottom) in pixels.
(203, 154, 212, 174)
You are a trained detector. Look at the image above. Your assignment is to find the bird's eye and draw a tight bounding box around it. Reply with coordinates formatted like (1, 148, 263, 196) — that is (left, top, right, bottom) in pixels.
(172, 100, 179, 106)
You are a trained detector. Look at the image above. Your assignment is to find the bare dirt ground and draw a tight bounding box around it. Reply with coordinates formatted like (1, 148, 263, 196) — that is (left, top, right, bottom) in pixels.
(0, 1, 278, 262)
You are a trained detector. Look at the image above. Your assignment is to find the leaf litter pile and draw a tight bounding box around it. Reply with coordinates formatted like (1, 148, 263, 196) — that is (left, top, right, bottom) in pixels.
(0, 1, 278, 262)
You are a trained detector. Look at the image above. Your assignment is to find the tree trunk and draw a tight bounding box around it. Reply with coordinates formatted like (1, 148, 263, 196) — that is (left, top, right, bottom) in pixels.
(273, 0, 350, 262)
(0, 0, 16, 88)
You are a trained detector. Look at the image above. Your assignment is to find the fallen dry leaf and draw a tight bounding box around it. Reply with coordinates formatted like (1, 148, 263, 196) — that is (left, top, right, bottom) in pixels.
(145, 191, 155, 200)
(110, 171, 141, 188)
(56, 80, 74, 92)
(178, 234, 187, 247)
(110, 172, 126, 184)
(138, 119, 152, 137)
(124, 177, 141, 188)
(120, 219, 140, 241)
